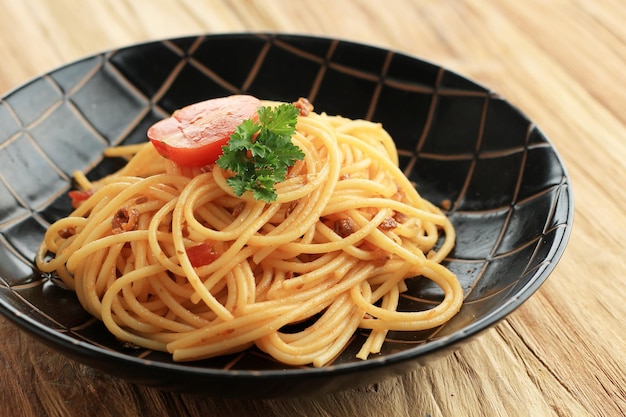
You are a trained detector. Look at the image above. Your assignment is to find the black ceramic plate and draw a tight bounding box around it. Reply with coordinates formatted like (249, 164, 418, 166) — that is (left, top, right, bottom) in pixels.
(0, 33, 573, 397)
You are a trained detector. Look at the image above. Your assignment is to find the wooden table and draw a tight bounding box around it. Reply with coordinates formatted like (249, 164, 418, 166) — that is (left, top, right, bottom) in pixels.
(1, 1, 625, 416)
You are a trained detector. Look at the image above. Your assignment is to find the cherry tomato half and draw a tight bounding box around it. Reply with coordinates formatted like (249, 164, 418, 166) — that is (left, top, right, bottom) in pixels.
(147, 95, 261, 167)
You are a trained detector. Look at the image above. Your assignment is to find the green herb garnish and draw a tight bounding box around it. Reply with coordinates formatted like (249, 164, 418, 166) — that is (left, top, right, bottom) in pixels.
(216, 103, 305, 202)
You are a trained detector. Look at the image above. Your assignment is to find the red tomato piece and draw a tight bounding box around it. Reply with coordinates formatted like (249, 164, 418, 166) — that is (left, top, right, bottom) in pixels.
(186, 242, 220, 267)
(68, 189, 94, 209)
(147, 95, 261, 167)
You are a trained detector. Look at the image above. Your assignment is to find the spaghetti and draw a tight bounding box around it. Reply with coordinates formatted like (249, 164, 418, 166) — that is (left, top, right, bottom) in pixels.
(36, 106, 463, 367)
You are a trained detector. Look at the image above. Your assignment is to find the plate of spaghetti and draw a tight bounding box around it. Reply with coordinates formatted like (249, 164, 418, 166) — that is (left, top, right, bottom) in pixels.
(0, 33, 573, 397)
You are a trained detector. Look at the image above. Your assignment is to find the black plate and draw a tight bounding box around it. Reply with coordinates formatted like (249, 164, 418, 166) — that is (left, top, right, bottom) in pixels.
(0, 33, 573, 397)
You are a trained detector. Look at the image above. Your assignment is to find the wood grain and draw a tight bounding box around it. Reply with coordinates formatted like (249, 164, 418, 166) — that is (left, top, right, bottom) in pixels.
(1, 1, 625, 416)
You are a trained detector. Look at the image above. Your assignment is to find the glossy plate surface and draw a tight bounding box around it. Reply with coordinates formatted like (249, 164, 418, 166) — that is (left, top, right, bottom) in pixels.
(0, 33, 573, 397)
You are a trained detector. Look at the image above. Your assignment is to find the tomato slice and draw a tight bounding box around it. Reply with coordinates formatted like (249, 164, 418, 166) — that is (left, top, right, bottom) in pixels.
(186, 242, 220, 267)
(147, 95, 261, 167)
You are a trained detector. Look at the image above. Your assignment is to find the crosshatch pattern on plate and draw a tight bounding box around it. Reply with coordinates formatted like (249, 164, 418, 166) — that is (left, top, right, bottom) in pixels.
(0, 34, 572, 370)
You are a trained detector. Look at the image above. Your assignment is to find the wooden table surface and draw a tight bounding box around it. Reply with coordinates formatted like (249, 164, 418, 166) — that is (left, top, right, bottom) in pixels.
(1, 1, 625, 416)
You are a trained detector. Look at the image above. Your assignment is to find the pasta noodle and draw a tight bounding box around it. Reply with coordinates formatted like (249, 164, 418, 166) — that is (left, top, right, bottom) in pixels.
(36, 108, 463, 367)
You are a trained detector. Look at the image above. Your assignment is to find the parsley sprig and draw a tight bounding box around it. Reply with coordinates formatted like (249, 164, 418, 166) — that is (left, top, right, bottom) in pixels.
(216, 103, 305, 202)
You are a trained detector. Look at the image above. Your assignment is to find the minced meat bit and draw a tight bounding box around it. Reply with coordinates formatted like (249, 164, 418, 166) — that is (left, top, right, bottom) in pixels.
(393, 211, 409, 224)
(58, 226, 76, 239)
(293, 97, 314, 116)
(378, 217, 398, 231)
(333, 218, 358, 237)
(112, 206, 139, 234)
